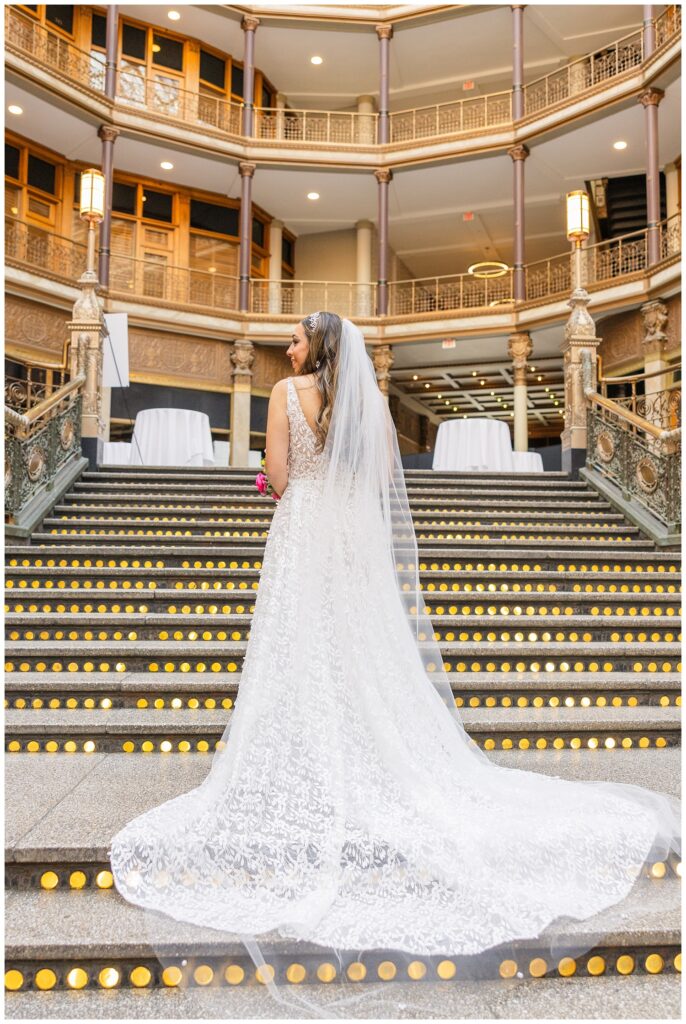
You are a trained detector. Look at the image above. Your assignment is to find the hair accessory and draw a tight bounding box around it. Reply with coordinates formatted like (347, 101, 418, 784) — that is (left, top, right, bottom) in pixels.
(315, 359, 321, 368)
(305, 311, 321, 333)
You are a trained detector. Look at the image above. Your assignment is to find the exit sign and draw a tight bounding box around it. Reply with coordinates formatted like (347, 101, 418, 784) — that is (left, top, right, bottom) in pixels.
(463, 80, 475, 90)
(463, 211, 474, 221)
(441, 338, 456, 349)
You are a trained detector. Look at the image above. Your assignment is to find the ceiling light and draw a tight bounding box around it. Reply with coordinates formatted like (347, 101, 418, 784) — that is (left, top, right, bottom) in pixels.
(472, 370, 478, 376)
(307, 192, 320, 200)
(424, 383, 430, 388)
(412, 374, 418, 380)
(537, 375, 543, 381)
(167, 10, 181, 20)
(8, 104, 23, 115)
(160, 161, 174, 170)
(438, 394, 442, 399)
(310, 56, 323, 65)
(468, 260, 508, 278)
(480, 380, 485, 386)
(613, 140, 627, 150)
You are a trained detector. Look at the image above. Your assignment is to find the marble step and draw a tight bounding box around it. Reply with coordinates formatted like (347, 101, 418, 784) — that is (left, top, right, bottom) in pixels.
(83, 468, 573, 479)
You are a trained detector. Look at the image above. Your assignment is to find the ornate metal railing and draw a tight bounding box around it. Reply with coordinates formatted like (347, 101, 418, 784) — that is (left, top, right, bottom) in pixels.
(5, 373, 85, 523)
(254, 107, 375, 145)
(659, 211, 682, 260)
(598, 360, 682, 432)
(249, 280, 378, 318)
(108, 254, 239, 310)
(7, 5, 680, 148)
(389, 92, 511, 142)
(6, 218, 87, 284)
(388, 270, 514, 315)
(582, 351, 681, 532)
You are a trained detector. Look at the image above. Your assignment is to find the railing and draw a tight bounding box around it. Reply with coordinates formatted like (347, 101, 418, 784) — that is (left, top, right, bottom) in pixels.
(250, 280, 378, 318)
(388, 270, 514, 315)
(108, 254, 239, 311)
(5, 373, 85, 523)
(6, 218, 87, 283)
(254, 107, 376, 145)
(7, 4, 681, 148)
(389, 92, 511, 142)
(598, 361, 682, 433)
(660, 212, 682, 260)
(582, 351, 681, 533)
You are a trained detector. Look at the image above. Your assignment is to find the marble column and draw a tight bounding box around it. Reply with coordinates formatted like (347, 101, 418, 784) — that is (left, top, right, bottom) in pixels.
(374, 169, 392, 315)
(372, 344, 393, 399)
(97, 125, 119, 288)
(356, 219, 373, 316)
(68, 272, 108, 468)
(275, 91, 287, 140)
(508, 332, 532, 451)
(241, 16, 260, 136)
(375, 25, 393, 144)
(641, 299, 670, 426)
(104, 4, 118, 99)
(238, 162, 256, 311)
(357, 94, 376, 145)
(230, 339, 255, 466)
(638, 86, 665, 266)
(643, 5, 656, 56)
(508, 143, 528, 302)
(560, 287, 600, 476)
(511, 4, 525, 120)
(268, 218, 283, 314)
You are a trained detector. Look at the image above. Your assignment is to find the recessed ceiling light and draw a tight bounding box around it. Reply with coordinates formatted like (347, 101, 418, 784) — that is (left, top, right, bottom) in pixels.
(8, 105, 23, 115)
(437, 394, 442, 399)
(472, 370, 478, 376)
(160, 161, 174, 170)
(613, 140, 627, 150)
(307, 191, 320, 200)
(310, 56, 323, 65)
(412, 374, 418, 380)
(424, 383, 430, 388)
(167, 10, 181, 20)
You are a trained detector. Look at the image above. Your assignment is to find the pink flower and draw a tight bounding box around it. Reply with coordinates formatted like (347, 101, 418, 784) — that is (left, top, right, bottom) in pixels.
(255, 472, 268, 495)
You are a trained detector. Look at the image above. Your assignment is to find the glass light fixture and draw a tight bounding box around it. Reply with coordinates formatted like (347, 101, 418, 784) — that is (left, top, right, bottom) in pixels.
(565, 190, 590, 243)
(307, 191, 320, 200)
(310, 56, 323, 65)
(160, 161, 174, 170)
(168, 10, 181, 20)
(8, 104, 23, 115)
(613, 140, 627, 150)
(79, 168, 105, 222)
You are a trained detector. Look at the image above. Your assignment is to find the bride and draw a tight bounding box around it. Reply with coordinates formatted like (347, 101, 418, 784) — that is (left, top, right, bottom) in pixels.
(110, 312, 680, 1015)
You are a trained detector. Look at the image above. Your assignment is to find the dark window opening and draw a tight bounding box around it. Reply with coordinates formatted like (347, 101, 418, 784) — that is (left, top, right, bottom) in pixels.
(5, 143, 20, 181)
(45, 5, 74, 34)
(91, 12, 107, 49)
(262, 87, 273, 109)
(191, 200, 238, 236)
(252, 217, 265, 248)
(112, 181, 136, 215)
(282, 236, 294, 266)
(27, 154, 56, 195)
(142, 189, 173, 223)
(231, 64, 244, 98)
(122, 22, 146, 61)
(200, 49, 226, 90)
(152, 34, 183, 71)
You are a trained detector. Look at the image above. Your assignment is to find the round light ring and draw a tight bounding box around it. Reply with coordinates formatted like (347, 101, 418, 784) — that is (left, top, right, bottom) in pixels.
(468, 261, 509, 279)
(310, 56, 323, 65)
(307, 192, 320, 201)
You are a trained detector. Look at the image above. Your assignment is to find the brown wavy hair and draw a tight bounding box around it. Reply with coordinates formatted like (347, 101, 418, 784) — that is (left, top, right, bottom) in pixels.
(298, 311, 343, 451)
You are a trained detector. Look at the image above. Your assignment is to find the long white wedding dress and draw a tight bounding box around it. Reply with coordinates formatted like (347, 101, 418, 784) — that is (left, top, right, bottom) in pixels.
(110, 320, 680, 1016)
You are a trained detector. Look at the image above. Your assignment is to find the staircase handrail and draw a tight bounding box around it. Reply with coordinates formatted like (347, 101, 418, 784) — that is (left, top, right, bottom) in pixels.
(581, 353, 681, 441)
(5, 373, 85, 433)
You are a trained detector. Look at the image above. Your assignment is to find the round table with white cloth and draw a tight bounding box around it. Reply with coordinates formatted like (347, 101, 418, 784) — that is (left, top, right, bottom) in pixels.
(101, 441, 132, 466)
(512, 450, 544, 473)
(432, 418, 514, 472)
(130, 409, 215, 466)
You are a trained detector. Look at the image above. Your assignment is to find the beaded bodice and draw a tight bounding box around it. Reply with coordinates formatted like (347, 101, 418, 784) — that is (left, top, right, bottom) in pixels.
(286, 376, 325, 481)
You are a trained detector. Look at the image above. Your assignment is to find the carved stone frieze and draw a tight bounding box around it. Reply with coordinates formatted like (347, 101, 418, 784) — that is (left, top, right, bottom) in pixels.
(372, 344, 393, 395)
(507, 331, 532, 385)
(5, 296, 67, 358)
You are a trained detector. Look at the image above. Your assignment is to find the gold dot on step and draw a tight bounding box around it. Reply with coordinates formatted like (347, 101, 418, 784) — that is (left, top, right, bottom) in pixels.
(98, 966, 120, 988)
(5, 969, 24, 991)
(162, 965, 183, 987)
(407, 960, 426, 980)
(615, 955, 634, 975)
(35, 968, 57, 990)
(644, 953, 664, 974)
(130, 965, 152, 987)
(286, 963, 306, 984)
(224, 964, 244, 985)
(377, 961, 396, 981)
(40, 870, 59, 890)
(586, 956, 605, 976)
(193, 964, 213, 986)
(528, 957, 547, 977)
(256, 964, 275, 984)
(436, 960, 456, 980)
(316, 963, 336, 983)
(95, 870, 113, 888)
(557, 957, 576, 977)
(66, 967, 89, 989)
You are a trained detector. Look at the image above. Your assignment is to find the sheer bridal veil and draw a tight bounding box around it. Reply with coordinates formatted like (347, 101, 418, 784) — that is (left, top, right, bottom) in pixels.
(111, 318, 680, 1019)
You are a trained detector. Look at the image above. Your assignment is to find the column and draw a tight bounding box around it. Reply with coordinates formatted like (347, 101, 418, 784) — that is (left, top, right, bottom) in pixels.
(560, 287, 601, 476)
(375, 25, 393, 144)
(356, 219, 373, 316)
(241, 16, 260, 136)
(268, 218, 283, 314)
(374, 169, 392, 315)
(511, 4, 525, 120)
(275, 91, 287, 140)
(372, 344, 393, 399)
(230, 339, 255, 466)
(665, 160, 680, 218)
(97, 125, 120, 288)
(508, 331, 532, 451)
(238, 162, 256, 311)
(67, 274, 108, 468)
(357, 94, 376, 145)
(641, 299, 670, 426)
(104, 4, 118, 100)
(508, 144, 528, 302)
(638, 86, 665, 266)
(643, 5, 656, 57)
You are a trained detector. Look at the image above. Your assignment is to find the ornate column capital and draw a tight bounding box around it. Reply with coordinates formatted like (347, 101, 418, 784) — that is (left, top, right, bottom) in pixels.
(638, 86, 665, 108)
(640, 298, 668, 353)
(241, 15, 260, 31)
(98, 125, 120, 143)
(372, 344, 393, 395)
(231, 339, 255, 381)
(507, 143, 529, 162)
(374, 168, 393, 184)
(375, 24, 393, 40)
(508, 332, 532, 384)
(239, 161, 257, 179)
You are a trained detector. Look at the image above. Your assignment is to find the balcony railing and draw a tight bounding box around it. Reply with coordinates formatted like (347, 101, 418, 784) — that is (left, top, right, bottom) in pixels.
(6, 216, 680, 319)
(6, 5, 680, 147)
(389, 92, 512, 142)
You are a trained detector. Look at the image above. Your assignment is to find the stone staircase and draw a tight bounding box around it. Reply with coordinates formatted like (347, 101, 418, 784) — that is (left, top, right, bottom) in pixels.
(5, 467, 682, 1018)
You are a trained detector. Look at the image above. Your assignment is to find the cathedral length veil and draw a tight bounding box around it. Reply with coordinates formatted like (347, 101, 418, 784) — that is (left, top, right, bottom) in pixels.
(109, 319, 680, 1018)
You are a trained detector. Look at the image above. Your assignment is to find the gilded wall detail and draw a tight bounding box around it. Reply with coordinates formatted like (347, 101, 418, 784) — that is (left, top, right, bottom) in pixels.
(598, 294, 681, 372)
(251, 344, 291, 392)
(5, 296, 68, 363)
(127, 329, 233, 390)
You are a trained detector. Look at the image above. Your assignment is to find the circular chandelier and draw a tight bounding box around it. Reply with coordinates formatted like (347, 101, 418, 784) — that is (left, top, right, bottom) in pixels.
(468, 260, 509, 279)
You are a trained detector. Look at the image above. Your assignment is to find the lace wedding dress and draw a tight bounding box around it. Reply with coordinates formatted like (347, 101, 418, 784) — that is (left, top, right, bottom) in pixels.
(110, 322, 680, 1015)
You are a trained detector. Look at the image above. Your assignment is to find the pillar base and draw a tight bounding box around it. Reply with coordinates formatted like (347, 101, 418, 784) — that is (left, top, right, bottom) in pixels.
(83, 436, 105, 470)
(561, 446, 586, 479)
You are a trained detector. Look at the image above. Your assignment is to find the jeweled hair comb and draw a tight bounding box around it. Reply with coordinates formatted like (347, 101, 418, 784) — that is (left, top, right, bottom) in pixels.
(305, 311, 321, 333)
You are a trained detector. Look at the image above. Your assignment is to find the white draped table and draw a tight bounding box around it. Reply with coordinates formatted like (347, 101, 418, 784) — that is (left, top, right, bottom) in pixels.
(432, 418, 514, 472)
(101, 441, 132, 466)
(130, 409, 215, 466)
(512, 450, 544, 473)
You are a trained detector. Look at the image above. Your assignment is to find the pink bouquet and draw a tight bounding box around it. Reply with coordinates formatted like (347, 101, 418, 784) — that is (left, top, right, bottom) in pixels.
(255, 458, 280, 501)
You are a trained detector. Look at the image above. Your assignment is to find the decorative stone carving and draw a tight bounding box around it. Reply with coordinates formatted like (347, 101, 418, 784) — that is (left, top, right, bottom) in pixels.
(560, 287, 601, 457)
(231, 339, 255, 381)
(239, 161, 257, 179)
(507, 143, 529, 162)
(641, 299, 668, 355)
(375, 24, 393, 40)
(507, 332, 532, 385)
(374, 168, 393, 185)
(241, 15, 260, 31)
(637, 86, 665, 108)
(372, 344, 393, 395)
(97, 125, 120, 143)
